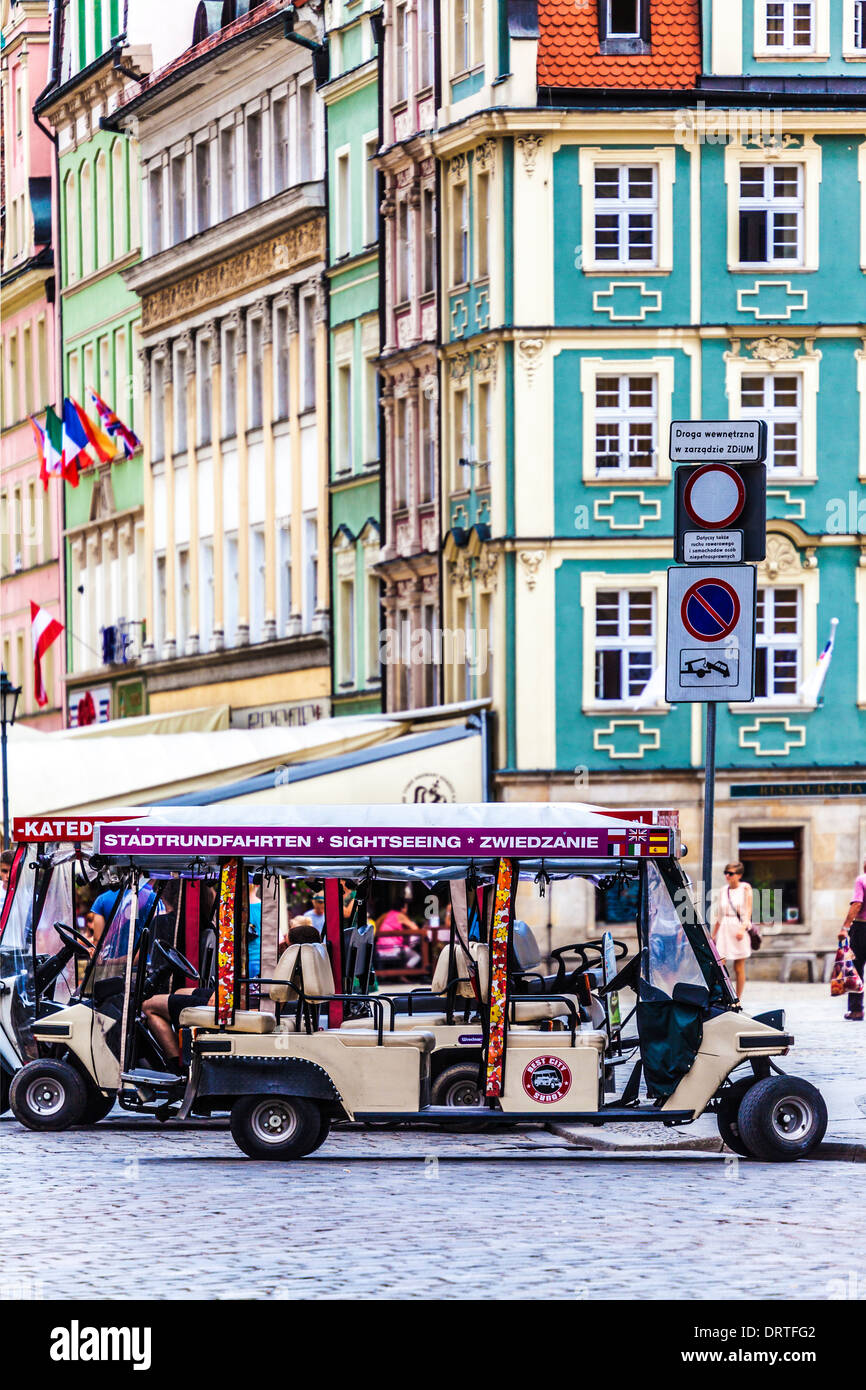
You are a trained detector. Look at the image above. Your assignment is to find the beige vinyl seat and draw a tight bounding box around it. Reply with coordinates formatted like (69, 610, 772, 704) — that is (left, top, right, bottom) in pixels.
(472, 944, 582, 1026)
(339, 941, 480, 1032)
(179, 942, 335, 1034)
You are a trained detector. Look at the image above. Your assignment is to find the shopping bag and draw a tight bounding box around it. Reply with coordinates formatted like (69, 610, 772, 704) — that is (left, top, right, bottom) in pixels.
(830, 936, 864, 997)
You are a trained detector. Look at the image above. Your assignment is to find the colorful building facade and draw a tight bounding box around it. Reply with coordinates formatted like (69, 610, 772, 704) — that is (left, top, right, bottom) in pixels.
(0, 0, 62, 727)
(112, 0, 332, 729)
(433, 0, 866, 949)
(322, 0, 382, 716)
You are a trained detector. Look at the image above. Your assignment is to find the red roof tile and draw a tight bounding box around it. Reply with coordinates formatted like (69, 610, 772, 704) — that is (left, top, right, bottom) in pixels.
(538, 0, 701, 90)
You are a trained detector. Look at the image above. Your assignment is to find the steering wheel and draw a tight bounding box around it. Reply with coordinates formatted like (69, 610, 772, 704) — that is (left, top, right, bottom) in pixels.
(550, 943, 604, 976)
(151, 938, 200, 982)
(52, 921, 93, 959)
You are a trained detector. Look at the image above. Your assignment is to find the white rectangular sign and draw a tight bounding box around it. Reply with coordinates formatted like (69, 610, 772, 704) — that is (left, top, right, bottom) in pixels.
(683, 530, 743, 563)
(665, 565, 756, 703)
(670, 420, 767, 463)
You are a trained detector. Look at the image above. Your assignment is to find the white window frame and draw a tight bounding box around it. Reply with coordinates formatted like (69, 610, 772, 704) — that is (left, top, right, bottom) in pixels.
(736, 162, 804, 267)
(363, 133, 379, 247)
(754, 585, 802, 702)
(194, 137, 212, 234)
(579, 572, 667, 713)
(740, 370, 802, 475)
(579, 356, 674, 483)
(726, 353, 819, 481)
(606, 0, 642, 39)
(754, 0, 829, 58)
(334, 144, 352, 258)
(845, 0, 866, 56)
(246, 105, 264, 208)
(725, 144, 821, 273)
(728, 561, 817, 712)
(578, 148, 676, 275)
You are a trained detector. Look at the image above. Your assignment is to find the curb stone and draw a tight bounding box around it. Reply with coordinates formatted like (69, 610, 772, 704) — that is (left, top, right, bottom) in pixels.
(546, 1122, 866, 1161)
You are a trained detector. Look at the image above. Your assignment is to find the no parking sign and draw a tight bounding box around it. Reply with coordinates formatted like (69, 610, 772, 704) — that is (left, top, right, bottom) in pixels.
(665, 566, 756, 703)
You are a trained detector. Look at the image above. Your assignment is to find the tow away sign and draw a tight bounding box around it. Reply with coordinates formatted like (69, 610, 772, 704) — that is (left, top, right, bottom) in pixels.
(665, 565, 756, 703)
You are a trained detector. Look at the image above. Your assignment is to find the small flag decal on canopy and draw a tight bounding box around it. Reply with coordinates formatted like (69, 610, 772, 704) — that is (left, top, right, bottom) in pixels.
(30, 602, 64, 708)
(799, 617, 838, 705)
(89, 387, 141, 459)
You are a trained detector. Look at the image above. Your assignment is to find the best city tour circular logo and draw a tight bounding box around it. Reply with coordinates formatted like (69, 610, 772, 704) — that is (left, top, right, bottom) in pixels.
(521, 1055, 573, 1104)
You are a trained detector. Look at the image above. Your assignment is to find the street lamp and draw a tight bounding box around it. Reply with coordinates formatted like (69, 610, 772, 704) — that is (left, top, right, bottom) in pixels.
(0, 669, 21, 850)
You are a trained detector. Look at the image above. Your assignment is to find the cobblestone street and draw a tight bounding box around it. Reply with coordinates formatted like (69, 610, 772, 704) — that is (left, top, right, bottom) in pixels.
(2, 985, 864, 1301)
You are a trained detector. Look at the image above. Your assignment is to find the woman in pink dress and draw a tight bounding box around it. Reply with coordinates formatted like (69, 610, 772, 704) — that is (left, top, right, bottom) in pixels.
(712, 861, 753, 1000)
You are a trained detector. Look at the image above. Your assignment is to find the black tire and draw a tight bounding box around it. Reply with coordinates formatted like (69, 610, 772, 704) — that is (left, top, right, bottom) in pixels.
(299, 1113, 331, 1157)
(716, 1076, 756, 1157)
(229, 1094, 323, 1160)
(736, 1075, 828, 1162)
(0, 1068, 10, 1116)
(81, 1088, 116, 1124)
(9, 1059, 88, 1132)
(432, 1063, 485, 1108)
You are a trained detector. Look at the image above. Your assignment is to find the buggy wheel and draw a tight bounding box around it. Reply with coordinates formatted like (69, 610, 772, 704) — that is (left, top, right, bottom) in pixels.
(431, 1063, 492, 1132)
(82, 1088, 116, 1124)
(715, 1076, 756, 1157)
(736, 1076, 827, 1162)
(0, 1068, 10, 1116)
(10, 1059, 87, 1132)
(230, 1094, 323, 1160)
(299, 1113, 331, 1156)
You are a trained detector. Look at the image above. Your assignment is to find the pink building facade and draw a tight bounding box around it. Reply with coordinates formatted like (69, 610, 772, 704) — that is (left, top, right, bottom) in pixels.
(1, 0, 63, 727)
(375, 0, 441, 711)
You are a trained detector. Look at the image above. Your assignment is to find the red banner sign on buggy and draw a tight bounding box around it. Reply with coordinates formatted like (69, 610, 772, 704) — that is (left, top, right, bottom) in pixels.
(13, 815, 138, 842)
(92, 824, 674, 858)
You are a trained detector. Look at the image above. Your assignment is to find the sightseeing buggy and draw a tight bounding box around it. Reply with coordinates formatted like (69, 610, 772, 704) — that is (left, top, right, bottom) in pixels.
(7, 803, 828, 1162)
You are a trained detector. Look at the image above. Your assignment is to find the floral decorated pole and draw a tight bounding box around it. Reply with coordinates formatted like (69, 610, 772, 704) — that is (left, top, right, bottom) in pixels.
(484, 858, 516, 1099)
(216, 859, 240, 1027)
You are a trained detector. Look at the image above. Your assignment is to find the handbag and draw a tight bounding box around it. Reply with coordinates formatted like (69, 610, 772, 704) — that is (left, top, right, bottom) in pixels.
(830, 936, 865, 997)
(727, 886, 761, 951)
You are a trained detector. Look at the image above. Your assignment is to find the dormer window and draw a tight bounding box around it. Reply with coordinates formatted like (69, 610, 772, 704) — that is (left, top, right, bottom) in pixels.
(598, 0, 651, 54)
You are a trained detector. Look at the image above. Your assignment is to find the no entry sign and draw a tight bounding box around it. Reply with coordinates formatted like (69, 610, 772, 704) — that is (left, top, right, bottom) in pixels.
(665, 565, 756, 703)
(675, 462, 766, 564)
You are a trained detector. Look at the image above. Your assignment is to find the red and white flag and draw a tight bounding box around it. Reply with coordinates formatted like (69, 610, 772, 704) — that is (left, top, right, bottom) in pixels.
(30, 602, 63, 708)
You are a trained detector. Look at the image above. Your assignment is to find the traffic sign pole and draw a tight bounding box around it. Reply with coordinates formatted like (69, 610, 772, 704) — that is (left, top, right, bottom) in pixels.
(701, 702, 717, 929)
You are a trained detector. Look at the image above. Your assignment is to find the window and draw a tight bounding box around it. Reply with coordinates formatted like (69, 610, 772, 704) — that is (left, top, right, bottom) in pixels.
(419, 0, 435, 87)
(303, 513, 318, 631)
(364, 355, 379, 463)
(37, 318, 48, 409)
(154, 553, 167, 656)
(394, 397, 409, 507)
(8, 333, 19, 423)
(197, 334, 212, 446)
(301, 294, 316, 411)
(174, 343, 188, 454)
(148, 165, 163, 254)
(336, 362, 353, 472)
(250, 527, 265, 643)
(454, 386, 470, 486)
(419, 386, 436, 502)
(114, 327, 127, 427)
(594, 590, 655, 702)
(364, 135, 379, 246)
(336, 148, 351, 257)
(477, 378, 492, 486)
(171, 154, 187, 245)
(741, 374, 801, 473)
(764, 0, 814, 50)
(593, 165, 656, 266)
(278, 523, 292, 633)
(176, 547, 190, 654)
(273, 97, 289, 193)
(422, 602, 437, 705)
(594, 374, 657, 476)
(738, 828, 802, 926)
(151, 356, 165, 461)
(275, 302, 291, 420)
(339, 578, 356, 685)
(738, 164, 802, 264)
(298, 83, 314, 181)
(396, 198, 410, 303)
(21, 324, 32, 417)
(81, 163, 94, 274)
(96, 154, 109, 265)
(452, 183, 469, 285)
(395, 3, 409, 101)
(856, 0, 866, 47)
(755, 587, 801, 698)
(422, 187, 435, 294)
(606, 0, 641, 36)
(220, 126, 235, 220)
(475, 172, 490, 278)
(454, 0, 483, 72)
(112, 141, 126, 258)
(223, 325, 237, 438)
(224, 534, 239, 646)
(367, 569, 381, 680)
(195, 140, 212, 232)
(200, 539, 215, 652)
(64, 174, 78, 282)
(248, 316, 263, 429)
(247, 111, 263, 206)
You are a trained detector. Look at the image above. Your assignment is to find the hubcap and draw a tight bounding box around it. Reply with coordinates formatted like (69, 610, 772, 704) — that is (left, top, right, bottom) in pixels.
(249, 1100, 298, 1145)
(25, 1077, 65, 1117)
(771, 1095, 813, 1142)
(445, 1079, 482, 1107)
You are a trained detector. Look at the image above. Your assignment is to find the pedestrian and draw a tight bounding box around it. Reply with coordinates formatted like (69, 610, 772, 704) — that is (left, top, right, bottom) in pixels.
(0, 849, 13, 912)
(838, 857, 866, 1021)
(247, 875, 262, 982)
(308, 889, 326, 937)
(712, 861, 752, 1000)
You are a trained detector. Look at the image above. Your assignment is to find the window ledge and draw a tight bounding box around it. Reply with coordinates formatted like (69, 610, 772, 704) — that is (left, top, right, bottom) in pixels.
(582, 266, 666, 277)
(600, 38, 651, 57)
(766, 476, 815, 485)
(585, 475, 664, 485)
(753, 50, 829, 61)
(729, 702, 817, 714)
(583, 703, 670, 717)
(729, 263, 813, 275)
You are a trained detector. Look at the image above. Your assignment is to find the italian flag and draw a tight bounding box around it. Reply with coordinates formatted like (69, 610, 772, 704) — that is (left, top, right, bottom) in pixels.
(31, 602, 64, 708)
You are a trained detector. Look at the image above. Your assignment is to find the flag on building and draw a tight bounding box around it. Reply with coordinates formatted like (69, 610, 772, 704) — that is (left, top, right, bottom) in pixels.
(68, 397, 115, 463)
(630, 665, 666, 710)
(61, 398, 97, 477)
(29, 416, 52, 489)
(30, 601, 64, 708)
(89, 387, 141, 459)
(42, 405, 70, 485)
(799, 617, 839, 705)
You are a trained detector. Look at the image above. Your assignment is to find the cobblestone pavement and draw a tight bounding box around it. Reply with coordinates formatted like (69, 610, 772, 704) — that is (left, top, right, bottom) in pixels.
(1, 984, 863, 1301)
